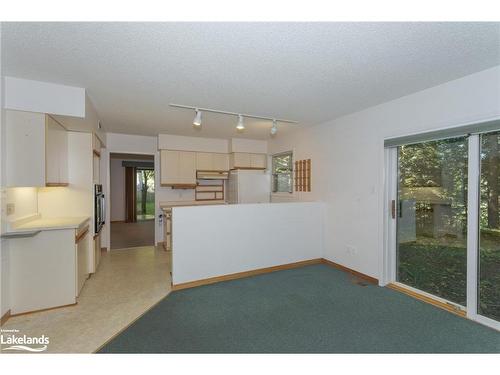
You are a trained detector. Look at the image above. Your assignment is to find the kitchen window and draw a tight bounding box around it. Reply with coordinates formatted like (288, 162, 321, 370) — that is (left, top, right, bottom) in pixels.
(272, 151, 293, 193)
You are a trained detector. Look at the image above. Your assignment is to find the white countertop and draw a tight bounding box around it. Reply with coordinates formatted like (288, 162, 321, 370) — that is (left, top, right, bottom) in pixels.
(6, 215, 90, 234)
(160, 200, 226, 210)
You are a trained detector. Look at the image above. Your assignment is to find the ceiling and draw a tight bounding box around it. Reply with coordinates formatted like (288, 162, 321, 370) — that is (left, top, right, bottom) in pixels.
(2, 22, 499, 139)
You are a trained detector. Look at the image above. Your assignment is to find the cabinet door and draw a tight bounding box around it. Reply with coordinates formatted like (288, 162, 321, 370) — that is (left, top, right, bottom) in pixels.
(160, 150, 180, 185)
(6, 110, 46, 187)
(196, 152, 213, 170)
(45, 115, 68, 185)
(178, 151, 196, 184)
(232, 152, 251, 168)
(93, 234, 101, 272)
(250, 154, 267, 169)
(213, 153, 229, 171)
(76, 230, 89, 296)
(93, 154, 100, 184)
(45, 116, 60, 184)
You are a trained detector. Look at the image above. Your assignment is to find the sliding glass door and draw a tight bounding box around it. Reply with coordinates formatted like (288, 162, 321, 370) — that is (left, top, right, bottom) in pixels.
(388, 129, 500, 329)
(479, 131, 500, 321)
(396, 137, 468, 306)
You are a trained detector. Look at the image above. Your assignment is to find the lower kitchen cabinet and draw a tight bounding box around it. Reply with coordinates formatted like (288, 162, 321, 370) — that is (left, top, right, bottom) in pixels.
(93, 232, 102, 272)
(163, 209, 172, 251)
(8, 225, 90, 315)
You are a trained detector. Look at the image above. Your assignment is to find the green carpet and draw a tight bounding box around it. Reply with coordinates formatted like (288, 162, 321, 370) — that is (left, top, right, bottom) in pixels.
(99, 264, 500, 353)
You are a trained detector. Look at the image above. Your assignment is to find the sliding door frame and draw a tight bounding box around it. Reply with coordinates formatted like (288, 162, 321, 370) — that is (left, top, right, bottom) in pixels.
(383, 131, 500, 331)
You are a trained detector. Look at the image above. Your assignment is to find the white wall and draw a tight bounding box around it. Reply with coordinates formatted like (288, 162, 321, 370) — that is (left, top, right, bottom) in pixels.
(158, 134, 228, 153)
(4, 76, 85, 118)
(172, 202, 324, 285)
(4, 188, 38, 221)
(229, 138, 268, 153)
(269, 65, 500, 280)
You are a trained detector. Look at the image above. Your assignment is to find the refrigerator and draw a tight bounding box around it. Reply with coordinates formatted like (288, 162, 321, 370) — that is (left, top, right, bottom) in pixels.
(227, 170, 271, 204)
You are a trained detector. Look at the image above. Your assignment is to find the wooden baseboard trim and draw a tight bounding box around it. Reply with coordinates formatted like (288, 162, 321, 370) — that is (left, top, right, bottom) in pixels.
(387, 283, 466, 317)
(172, 258, 323, 291)
(1, 309, 11, 326)
(10, 303, 77, 318)
(321, 258, 379, 284)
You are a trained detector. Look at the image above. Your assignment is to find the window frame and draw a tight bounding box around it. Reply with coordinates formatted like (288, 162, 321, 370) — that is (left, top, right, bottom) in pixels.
(271, 151, 294, 194)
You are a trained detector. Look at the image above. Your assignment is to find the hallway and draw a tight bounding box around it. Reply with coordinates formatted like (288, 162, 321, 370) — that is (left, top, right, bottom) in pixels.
(110, 220, 155, 249)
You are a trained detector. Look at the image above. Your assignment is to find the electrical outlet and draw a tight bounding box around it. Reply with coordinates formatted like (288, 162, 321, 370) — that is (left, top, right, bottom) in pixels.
(346, 245, 357, 255)
(6, 203, 15, 216)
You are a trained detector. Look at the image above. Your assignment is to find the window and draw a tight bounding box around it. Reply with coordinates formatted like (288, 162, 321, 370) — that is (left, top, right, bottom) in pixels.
(272, 151, 293, 193)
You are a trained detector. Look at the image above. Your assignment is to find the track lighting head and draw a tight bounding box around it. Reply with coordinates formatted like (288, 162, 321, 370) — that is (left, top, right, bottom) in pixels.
(270, 119, 278, 135)
(193, 109, 202, 127)
(236, 115, 245, 131)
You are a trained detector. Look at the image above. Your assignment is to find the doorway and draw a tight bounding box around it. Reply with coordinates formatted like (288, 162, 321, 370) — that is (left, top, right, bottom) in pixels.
(385, 129, 500, 330)
(110, 153, 155, 249)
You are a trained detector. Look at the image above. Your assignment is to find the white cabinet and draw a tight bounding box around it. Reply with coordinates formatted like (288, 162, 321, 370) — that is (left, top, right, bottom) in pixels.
(196, 152, 229, 171)
(212, 153, 230, 171)
(250, 153, 267, 169)
(93, 233, 101, 272)
(45, 115, 68, 186)
(5, 110, 69, 187)
(76, 226, 90, 296)
(8, 229, 78, 314)
(5, 110, 46, 187)
(230, 152, 267, 170)
(196, 152, 213, 170)
(160, 150, 196, 187)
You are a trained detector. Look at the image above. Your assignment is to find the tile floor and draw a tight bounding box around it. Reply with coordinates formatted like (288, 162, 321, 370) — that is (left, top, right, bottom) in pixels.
(1, 246, 171, 353)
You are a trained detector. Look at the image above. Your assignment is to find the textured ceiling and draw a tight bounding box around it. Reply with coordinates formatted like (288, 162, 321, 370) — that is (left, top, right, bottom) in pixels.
(2, 22, 500, 139)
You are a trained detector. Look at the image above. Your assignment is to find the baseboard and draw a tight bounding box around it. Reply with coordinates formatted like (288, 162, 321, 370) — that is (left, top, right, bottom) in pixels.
(9, 303, 77, 318)
(387, 283, 466, 317)
(321, 259, 378, 284)
(1, 309, 11, 326)
(172, 258, 324, 291)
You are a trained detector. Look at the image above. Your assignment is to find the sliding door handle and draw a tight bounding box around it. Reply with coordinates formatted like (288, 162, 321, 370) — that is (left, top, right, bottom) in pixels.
(391, 200, 396, 219)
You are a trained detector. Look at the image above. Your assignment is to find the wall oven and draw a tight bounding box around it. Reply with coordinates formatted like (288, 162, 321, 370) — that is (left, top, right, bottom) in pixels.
(94, 184, 105, 234)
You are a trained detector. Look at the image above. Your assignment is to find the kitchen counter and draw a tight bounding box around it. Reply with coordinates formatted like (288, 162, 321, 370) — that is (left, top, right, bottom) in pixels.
(5, 214, 90, 234)
(160, 200, 226, 211)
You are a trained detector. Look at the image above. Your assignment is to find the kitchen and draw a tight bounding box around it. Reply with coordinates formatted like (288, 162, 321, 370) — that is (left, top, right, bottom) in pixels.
(0, 77, 304, 329)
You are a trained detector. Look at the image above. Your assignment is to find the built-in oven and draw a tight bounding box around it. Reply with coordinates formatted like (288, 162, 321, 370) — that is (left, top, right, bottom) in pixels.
(94, 184, 105, 234)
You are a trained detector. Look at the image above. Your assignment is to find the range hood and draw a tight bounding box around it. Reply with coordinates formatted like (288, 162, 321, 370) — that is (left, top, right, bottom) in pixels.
(196, 171, 229, 180)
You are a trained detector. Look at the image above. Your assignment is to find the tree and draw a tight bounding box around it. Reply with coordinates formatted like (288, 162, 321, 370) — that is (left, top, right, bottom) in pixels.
(138, 169, 154, 216)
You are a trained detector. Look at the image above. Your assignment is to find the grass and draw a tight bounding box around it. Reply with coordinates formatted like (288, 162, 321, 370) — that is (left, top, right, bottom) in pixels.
(398, 231, 500, 321)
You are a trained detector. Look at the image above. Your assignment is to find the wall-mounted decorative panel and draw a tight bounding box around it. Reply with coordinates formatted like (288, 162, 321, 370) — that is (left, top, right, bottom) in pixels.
(294, 159, 311, 192)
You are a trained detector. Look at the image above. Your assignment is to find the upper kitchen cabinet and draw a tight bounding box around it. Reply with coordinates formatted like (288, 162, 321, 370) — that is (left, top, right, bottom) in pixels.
(230, 152, 267, 170)
(45, 115, 69, 186)
(5, 110, 68, 187)
(92, 134, 102, 184)
(160, 150, 196, 188)
(196, 152, 229, 171)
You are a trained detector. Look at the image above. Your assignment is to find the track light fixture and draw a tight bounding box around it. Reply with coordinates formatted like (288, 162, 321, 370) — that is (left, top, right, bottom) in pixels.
(236, 115, 245, 131)
(193, 109, 202, 127)
(270, 119, 278, 135)
(170, 103, 298, 135)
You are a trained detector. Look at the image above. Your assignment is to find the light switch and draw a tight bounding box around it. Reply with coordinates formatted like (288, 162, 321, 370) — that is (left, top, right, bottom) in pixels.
(6, 203, 15, 216)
